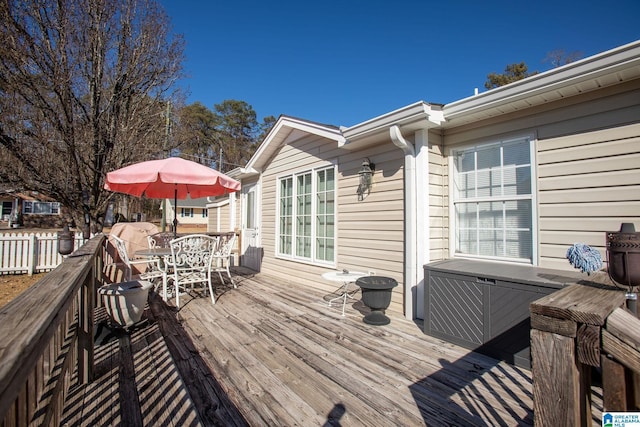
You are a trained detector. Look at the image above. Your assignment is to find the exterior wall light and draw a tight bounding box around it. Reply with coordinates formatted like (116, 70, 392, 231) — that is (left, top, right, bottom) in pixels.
(356, 158, 375, 201)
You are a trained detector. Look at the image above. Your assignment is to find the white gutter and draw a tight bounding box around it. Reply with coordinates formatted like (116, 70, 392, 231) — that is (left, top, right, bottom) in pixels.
(233, 167, 260, 179)
(342, 102, 444, 149)
(390, 125, 416, 320)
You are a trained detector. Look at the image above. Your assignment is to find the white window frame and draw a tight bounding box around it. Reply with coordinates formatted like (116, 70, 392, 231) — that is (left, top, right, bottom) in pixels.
(23, 201, 60, 215)
(449, 135, 538, 264)
(276, 164, 337, 267)
(180, 207, 194, 218)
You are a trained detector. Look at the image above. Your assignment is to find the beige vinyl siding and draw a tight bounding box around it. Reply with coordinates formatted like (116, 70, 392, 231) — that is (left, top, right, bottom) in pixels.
(257, 132, 407, 315)
(428, 134, 448, 262)
(220, 201, 231, 231)
(206, 194, 237, 233)
(207, 209, 214, 231)
(538, 122, 640, 270)
(206, 201, 225, 231)
(234, 191, 241, 233)
(207, 202, 229, 232)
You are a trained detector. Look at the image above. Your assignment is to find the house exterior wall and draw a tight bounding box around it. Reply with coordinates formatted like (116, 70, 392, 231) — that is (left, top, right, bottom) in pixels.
(428, 133, 448, 263)
(207, 203, 226, 231)
(207, 205, 217, 231)
(537, 121, 640, 269)
(257, 132, 407, 315)
(207, 193, 238, 233)
(220, 200, 231, 231)
(440, 79, 640, 271)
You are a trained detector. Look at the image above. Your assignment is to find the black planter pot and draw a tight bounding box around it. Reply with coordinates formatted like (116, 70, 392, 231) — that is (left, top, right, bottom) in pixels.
(356, 276, 398, 325)
(57, 225, 75, 256)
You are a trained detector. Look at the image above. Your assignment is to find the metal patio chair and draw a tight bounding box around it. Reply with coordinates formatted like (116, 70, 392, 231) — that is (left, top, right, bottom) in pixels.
(211, 232, 237, 288)
(107, 235, 168, 294)
(168, 234, 218, 307)
(147, 231, 175, 249)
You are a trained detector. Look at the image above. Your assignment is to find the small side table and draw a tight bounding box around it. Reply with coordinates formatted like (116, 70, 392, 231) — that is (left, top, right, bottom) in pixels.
(322, 270, 367, 316)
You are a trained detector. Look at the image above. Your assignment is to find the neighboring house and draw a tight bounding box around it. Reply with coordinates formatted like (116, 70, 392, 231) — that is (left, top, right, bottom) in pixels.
(165, 195, 210, 228)
(213, 40, 640, 321)
(0, 187, 63, 228)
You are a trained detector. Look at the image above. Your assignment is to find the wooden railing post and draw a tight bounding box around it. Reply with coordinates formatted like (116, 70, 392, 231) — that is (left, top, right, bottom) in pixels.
(531, 327, 582, 425)
(530, 280, 626, 426)
(602, 355, 629, 410)
(602, 307, 640, 410)
(78, 270, 95, 383)
(73, 239, 104, 385)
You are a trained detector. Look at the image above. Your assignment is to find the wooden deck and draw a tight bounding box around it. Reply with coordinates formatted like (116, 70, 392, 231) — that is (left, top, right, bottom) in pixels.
(62, 269, 603, 426)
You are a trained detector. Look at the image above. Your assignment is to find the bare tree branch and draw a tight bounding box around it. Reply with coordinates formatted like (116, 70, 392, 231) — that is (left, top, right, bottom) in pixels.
(0, 0, 185, 231)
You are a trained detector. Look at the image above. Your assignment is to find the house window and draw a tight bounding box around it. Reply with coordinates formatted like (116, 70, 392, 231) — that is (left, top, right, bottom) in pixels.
(181, 208, 193, 217)
(202, 209, 208, 218)
(278, 166, 335, 264)
(315, 168, 335, 262)
(245, 189, 255, 229)
(452, 137, 535, 263)
(2, 201, 13, 218)
(23, 201, 60, 215)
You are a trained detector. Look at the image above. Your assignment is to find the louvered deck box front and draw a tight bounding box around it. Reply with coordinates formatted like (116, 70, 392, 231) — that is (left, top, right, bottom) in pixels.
(423, 259, 583, 369)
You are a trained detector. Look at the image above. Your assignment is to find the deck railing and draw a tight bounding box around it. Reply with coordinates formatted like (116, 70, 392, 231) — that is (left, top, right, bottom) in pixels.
(0, 231, 87, 275)
(530, 275, 639, 425)
(0, 235, 106, 426)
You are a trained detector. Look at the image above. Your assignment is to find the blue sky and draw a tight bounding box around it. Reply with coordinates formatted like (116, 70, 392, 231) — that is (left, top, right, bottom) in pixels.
(160, 0, 640, 127)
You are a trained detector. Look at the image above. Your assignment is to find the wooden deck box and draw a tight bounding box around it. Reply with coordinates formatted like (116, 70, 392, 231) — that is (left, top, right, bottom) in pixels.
(423, 259, 583, 369)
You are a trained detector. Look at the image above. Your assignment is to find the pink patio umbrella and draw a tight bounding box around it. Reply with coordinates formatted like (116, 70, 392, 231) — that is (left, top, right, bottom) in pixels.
(104, 157, 240, 236)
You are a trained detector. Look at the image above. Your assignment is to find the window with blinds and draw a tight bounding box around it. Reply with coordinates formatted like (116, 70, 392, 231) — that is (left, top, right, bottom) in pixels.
(452, 137, 534, 262)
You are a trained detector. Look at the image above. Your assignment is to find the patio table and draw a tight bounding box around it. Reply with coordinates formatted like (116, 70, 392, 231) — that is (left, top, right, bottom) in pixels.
(321, 270, 367, 316)
(134, 247, 172, 258)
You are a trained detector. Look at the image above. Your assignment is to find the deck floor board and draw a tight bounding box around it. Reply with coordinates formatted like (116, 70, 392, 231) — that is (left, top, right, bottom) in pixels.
(62, 268, 603, 426)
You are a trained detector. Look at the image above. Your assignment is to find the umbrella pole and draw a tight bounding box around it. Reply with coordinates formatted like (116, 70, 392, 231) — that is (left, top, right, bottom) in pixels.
(161, 199, 167, 232)
(173, 187, 178, 238)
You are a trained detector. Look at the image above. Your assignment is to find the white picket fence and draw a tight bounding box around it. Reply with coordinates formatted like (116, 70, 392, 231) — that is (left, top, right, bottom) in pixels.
(0, 231, 87, 275)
